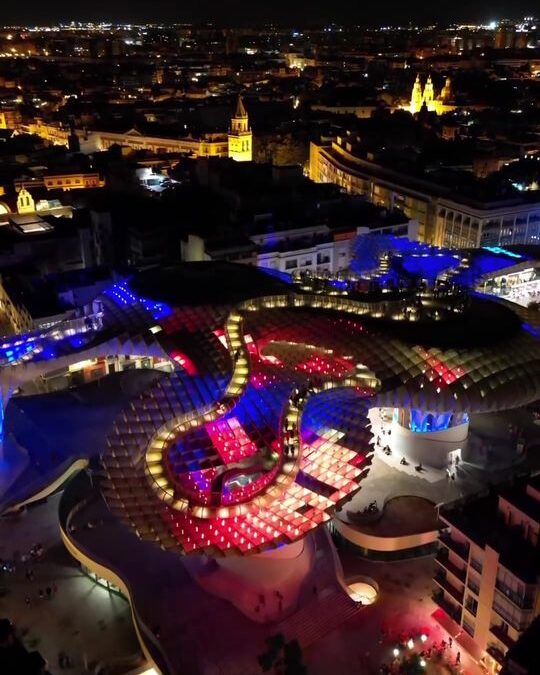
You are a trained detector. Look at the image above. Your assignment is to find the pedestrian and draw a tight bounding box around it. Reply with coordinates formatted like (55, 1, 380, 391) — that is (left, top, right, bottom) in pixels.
(38, 589, 44, 600)
(456, 651, 461, 664)
(46, 586, 52, 599)
(449, 637, 453, 648)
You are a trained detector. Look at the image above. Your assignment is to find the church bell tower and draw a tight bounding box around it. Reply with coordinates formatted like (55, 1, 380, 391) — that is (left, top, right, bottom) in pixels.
(228, 96, 252, 162)
(410, 74, 424, 114)
(423, 75, 435, 109)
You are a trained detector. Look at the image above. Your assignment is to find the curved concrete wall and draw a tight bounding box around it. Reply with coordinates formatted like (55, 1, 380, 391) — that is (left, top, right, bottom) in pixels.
(391, 419, 469, 469)
(60, 526, 164, 674)
(333, 517, 439, 553)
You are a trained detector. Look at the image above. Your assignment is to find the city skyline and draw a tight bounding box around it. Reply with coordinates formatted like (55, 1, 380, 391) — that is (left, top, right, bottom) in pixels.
(2, 2, 539, 28)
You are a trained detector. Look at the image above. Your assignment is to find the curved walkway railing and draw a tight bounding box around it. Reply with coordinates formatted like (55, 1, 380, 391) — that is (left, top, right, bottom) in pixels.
(1, 457, 89, 515)
(58, 473, 173, 675)
(333, 493, 440, 555)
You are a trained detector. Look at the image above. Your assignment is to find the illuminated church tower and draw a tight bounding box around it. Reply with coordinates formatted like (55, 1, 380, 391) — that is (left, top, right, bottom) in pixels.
(409, 74, 454, 115)
(410, 75, 424, 114)
(228, 96, 252, 162)
(440, 77, 452, 103)
(423, 75, 435, 107)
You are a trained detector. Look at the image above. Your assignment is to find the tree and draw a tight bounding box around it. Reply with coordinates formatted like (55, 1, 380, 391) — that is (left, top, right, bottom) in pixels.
(257, 634, 308, 674)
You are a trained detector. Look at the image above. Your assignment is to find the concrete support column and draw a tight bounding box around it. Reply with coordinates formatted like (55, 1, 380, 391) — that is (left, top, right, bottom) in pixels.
(392, 408, 469, 469)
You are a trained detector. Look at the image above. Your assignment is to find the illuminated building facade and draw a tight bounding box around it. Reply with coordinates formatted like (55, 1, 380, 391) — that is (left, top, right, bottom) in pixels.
(16, 187, 35, 214)
(14, 173, 104, 192)
(21, 97, 252, 161)
(309, 138, 540, 247)
(0, 108, 21, 130)
(435, 478, 540, 674)
(409, 74, 455, 115)
(228, 95, 252, 162)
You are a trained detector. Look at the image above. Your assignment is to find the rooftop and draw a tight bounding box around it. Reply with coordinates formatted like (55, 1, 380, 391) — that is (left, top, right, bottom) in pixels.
(324, 138, 540, 210)
(129, 261, 292, 306)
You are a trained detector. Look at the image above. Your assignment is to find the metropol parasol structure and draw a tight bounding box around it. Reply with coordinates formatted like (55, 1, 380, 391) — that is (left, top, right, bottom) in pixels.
(1, 237, 540, 667)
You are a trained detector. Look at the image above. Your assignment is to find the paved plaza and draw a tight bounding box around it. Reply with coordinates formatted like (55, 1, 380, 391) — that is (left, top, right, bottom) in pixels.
(306, 555, 485, 675)
(0, 494, 142, 674)
(343, 406, 540, 519)
(1, 485, 480, 675)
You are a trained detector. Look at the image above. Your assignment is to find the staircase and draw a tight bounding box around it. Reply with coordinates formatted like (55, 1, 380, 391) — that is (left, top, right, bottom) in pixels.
(277, 588, 362, 649)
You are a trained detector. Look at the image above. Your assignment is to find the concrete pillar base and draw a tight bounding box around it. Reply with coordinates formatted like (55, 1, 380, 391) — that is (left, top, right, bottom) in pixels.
(391, 419, 469, 469)
(184, 537, 314, 624)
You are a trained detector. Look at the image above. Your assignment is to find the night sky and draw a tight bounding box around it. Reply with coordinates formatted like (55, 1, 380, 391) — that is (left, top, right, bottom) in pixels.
(2, 1, 539, 27)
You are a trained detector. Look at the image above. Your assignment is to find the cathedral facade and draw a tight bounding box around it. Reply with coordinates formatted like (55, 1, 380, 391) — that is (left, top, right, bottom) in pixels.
(409, 75, 455, 115)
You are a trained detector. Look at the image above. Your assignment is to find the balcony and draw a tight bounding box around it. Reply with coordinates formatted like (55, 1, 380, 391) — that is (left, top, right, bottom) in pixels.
(440, 533, 469, 562)
(486, 645, 505, 666)
(432, 590, 461, 623)
(470, 557, 483, 574)
(436, 550, 466, 583)
(490, 624, 516, 651)
(434, 571, 464, 605)
(495, 580, 535, 610)
(467, 578, 480, 596)
(464, 598, 477, 617)
(463, 620, 475, 637)
(492, 600, 530, 632)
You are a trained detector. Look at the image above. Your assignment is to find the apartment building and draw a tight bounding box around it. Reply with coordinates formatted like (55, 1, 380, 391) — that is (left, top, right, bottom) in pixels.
(14, 173, 104, 192)
(434, 478, 540, 674)
(309, 137, 540, 248)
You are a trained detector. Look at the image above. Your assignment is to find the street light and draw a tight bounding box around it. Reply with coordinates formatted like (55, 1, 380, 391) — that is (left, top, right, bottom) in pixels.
(420, 634, 428, 643)
(420, 658, 426, 668)
(407, 638, 414, 650)
(393, 648, 399, 658)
